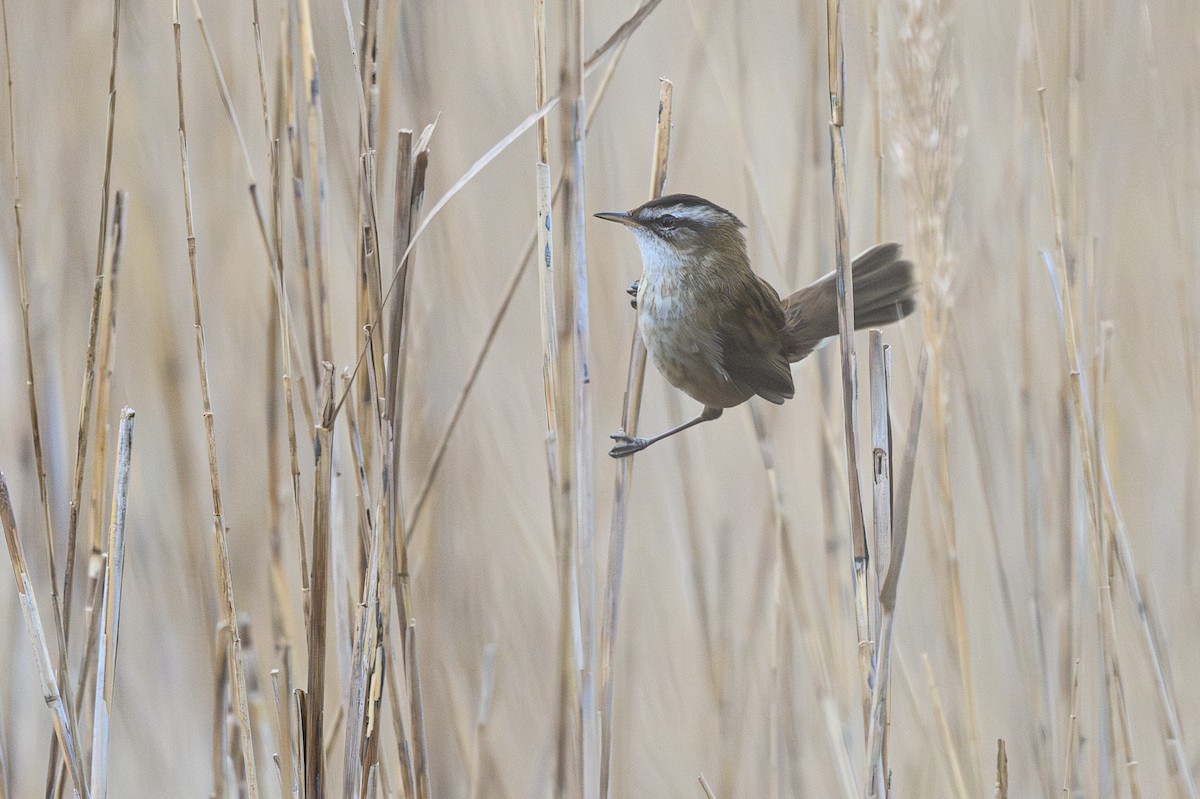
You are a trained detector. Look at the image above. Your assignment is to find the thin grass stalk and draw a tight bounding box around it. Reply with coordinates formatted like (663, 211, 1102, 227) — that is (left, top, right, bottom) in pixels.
(0, 473, 89, 798)
(171, 4, 259, 793)
(599, 77, 672, 799)
(87, 408, 133, 799)
(823, 0, 872, 734)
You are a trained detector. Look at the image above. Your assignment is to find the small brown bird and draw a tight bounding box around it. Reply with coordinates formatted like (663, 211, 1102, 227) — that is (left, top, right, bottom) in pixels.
(596, 193, 916, 458)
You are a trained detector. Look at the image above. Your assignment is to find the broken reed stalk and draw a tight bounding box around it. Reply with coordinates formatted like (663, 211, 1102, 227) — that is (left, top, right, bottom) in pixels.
(305, 365, 335, 798)
(599, 77, 672, 799)
(823, 0, 873, 733)
(865, 343, 930, 797)
(89, 408, 134, 799)
(0, 473, 89, 798)
(865, 333, 891, 799)
(170, 3, 259, 793)
(388, 124, 434, 799)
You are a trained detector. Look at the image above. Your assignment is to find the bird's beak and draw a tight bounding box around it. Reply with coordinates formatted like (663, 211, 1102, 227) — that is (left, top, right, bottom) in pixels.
(594, 211, 639, 228)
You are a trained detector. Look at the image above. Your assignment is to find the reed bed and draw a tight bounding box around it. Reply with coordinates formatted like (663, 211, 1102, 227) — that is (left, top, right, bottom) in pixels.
(0, 0, 1197, 796)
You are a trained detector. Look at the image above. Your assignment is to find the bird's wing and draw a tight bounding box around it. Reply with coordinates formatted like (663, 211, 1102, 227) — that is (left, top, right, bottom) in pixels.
(715, 274, 795, 405)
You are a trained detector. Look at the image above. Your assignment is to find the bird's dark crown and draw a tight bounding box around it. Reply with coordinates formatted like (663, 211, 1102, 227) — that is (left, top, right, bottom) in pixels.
(629, 194, 745, 237)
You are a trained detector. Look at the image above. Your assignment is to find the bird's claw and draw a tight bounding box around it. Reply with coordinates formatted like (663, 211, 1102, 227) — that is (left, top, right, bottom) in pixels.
(609, 432, 648, 458)
(627, 279, 639, 309)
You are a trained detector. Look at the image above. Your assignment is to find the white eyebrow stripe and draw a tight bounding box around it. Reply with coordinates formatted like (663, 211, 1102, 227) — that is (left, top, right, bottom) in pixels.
(658, 203, 726, 225)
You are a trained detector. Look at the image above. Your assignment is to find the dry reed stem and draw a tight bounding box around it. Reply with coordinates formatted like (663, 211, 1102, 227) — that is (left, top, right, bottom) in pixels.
(88, 408, 133, 799)
(599, 77, 672, 799)
(865, 333, 890, 799)
(0, 473, 89, 798)
(171, 3, 259, 792)
(824, 0, 872, 736)
(304, 364, 334, 798)
(698, 772, 717, 799)
(866, 344, 929, 797)
(556, 0, 599, 795)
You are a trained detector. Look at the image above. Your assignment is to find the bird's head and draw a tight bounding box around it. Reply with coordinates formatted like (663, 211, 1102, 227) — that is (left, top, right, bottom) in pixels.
(595, 193, 748, 279)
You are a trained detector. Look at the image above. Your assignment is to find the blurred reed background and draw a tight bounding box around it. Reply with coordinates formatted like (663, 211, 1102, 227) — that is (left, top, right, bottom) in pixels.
(0, 0, 1197, 796)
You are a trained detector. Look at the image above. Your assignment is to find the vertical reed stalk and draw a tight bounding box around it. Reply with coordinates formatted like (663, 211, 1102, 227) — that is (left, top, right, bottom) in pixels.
(600, 77, 673, 799)
(171, 3, 259, 792)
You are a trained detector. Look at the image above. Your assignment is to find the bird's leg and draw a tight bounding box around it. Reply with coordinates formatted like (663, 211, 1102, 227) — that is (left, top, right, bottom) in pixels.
(627, 278, 639, 308)
(609, 406, 723, 458)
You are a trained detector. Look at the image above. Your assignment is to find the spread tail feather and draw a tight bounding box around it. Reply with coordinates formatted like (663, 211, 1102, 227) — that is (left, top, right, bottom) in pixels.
(781, 243, 917, 363)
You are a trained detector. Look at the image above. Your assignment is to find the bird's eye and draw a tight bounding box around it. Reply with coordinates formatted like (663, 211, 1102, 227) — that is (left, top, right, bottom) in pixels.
(658, 214, 677, 230)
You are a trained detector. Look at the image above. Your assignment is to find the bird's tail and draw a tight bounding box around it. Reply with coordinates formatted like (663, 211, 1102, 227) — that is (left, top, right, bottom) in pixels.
(781, 243, 917, 363)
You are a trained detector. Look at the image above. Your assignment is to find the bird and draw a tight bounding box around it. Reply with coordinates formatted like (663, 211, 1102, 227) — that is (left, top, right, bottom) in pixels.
(595, 193, 916, 458)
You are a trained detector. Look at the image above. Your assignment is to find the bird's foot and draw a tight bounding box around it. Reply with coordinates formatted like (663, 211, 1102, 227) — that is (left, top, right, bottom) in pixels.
(626, 279, 639, 308)
(609, 432, 649, 458)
